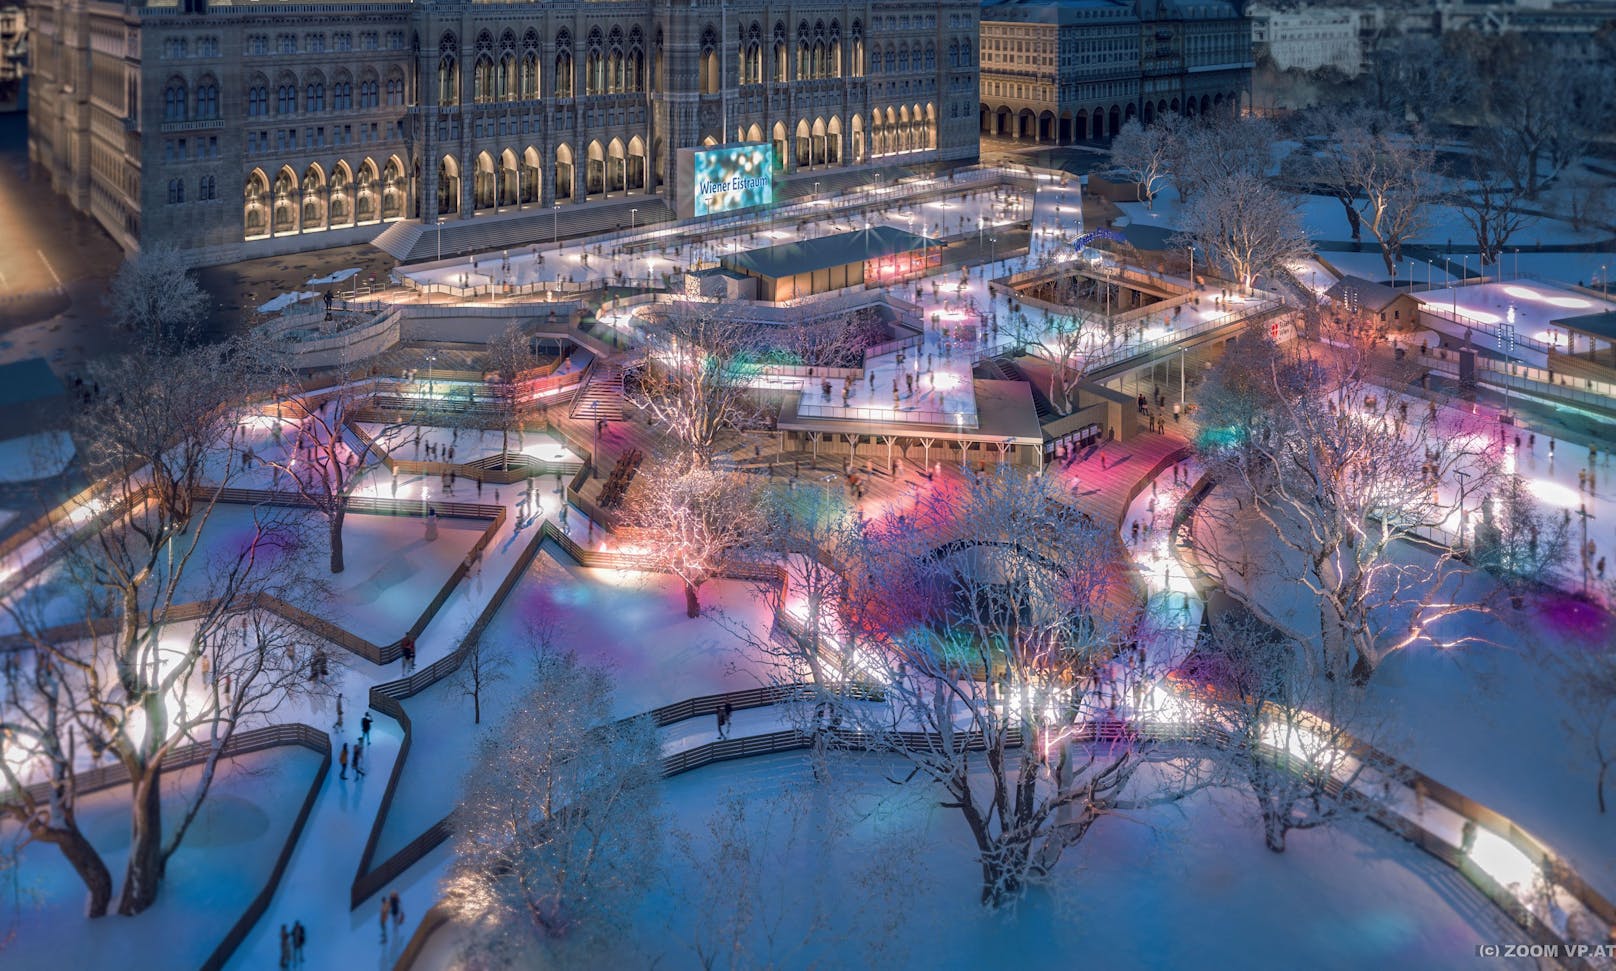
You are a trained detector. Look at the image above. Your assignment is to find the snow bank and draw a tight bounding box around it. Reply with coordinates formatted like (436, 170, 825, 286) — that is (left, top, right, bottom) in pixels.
(0, 430, 75, 482)
(307, 267, 361, 286)
(258, 291, 320, 314)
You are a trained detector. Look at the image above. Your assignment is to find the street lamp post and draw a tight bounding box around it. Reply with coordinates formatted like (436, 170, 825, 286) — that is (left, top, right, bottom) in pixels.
(553, 203, 561, 247)
(630, 207, 638, 232)
(425, 352, 438, 402)
(1578, 503, 1595, 596)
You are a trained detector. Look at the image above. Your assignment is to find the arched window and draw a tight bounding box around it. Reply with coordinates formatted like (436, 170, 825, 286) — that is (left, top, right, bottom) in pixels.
(276, 82, 296, 114)
(195, 78, 219, 120)
(438, 33, 460, 105)
(164, 79, 188, 121)
(521, 29, 540, 98)
(554, 29, 574, 98)
(305, 75, 326, 112)
(925, 43, 935, 70)
(247, 82, 268, 117)
(245, 170, 270, 239)
(385, 71, 405, 107)
(333, 72, 353, 111)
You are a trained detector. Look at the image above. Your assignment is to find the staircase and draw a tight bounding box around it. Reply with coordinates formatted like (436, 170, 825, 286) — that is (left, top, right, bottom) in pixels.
(976, 355, 1058, 422)
(375, 198, 675, 263)
(570, 360, 626, 422)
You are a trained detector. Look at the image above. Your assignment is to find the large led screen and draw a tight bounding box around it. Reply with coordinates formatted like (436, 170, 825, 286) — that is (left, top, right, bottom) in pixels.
(690, 144, 775, 217)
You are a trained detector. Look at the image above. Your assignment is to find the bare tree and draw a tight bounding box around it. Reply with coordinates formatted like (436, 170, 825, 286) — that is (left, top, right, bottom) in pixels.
(1474, 36, 1611, 199)
(260, 360, 400, 574)
(623, 455, 765, 618)
(1004, 298, 1103, 414)
(483, 324, 550, 464)
(627, 306, 768, 463)
(443, 653, 664, 963)
(105, 245, 210, 343)
(1470, 472, 1573, 606)
(1, 500, 325, 916)
(1191, 324, 1500, 683)
(1185, 608, 1389, 852)
(1173, 173, 1312, 292)
(1559, 645, 1616, 813)
(1170, 116, 1276, 204)
(1108, 117, 1181, 211)
(1454, 152, 1532, 269)
(1337, 125, 1438, 277)
(822, 467, 1211, 907)
(733, 484, 865, 693)
(75, 337, 261, 528)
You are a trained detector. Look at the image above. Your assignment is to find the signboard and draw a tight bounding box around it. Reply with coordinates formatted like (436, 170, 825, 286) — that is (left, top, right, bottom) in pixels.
(676, 143, 774, 219)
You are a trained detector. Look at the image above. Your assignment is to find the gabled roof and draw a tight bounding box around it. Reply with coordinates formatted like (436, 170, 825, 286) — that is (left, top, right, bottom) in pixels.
(1326, 275, 1407, 313)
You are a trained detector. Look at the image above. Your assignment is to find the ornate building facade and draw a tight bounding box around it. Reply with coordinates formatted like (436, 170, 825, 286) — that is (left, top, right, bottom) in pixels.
(979, 0, 1251, 143)
(28, 0, 979, 265)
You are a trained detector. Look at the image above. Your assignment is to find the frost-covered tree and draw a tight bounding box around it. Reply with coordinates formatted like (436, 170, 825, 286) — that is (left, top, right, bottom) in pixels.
(75, 336, 262, 529)
(106, 245, 210, 342)
(828, 467, 1211, 907)
(1326, 124, 1438, 277)
(1108, 117, 1182, 211)
(1, 504, 325, 916)
(260, 358, 402, 574)
(628, 306, 769, 462)
(1172, 173, 1312, 292)
(624, 455, 765, 617)
(1186, 608, 1388, 852)
(735, 483, 865, 694)
(1191, 323, 1500, 682)
(1169, 116, 1276, 204)
(444, 653, 663, 962)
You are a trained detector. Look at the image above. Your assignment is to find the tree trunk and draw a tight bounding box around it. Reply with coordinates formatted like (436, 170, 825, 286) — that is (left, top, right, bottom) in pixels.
(118, 766, 164, 915)
(329, 507, 346, 574)
(1348, 650, 1376, 686)
(1263, 811, 1288, 852)
(684, 579, 700, 618)
(33, 824, 114, 917)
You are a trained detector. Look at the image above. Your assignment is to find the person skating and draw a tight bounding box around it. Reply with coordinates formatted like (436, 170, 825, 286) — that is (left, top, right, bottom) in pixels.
(280, 924, 291, 968)
(352, 737, 366, 777)
(380, 896, 389, 942)
(361, 711, 373, 743)
(292, 921, 305, 965)
(390, 891, 404, 929)
(338, 742, 349, 780)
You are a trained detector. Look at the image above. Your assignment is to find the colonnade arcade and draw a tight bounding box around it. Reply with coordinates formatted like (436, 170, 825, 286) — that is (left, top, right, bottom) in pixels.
(244, 156, 407, 240)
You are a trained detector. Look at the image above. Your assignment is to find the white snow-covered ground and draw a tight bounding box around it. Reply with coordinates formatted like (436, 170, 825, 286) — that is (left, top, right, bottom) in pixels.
(0, 430, 75, 482)
(258, 291, 320, 314)
(0, 746, 325, 971)
(1417, 280, 1616, 344)
(0, 504, 488, 644)
(411, 754, 1529, 970)
(307, 268, 361, 286)
(370, 542, 776, 863)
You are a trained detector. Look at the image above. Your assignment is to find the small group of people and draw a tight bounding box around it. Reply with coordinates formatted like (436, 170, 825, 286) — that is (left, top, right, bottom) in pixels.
(339, 714, 374, 779)
(278, 920, 307, 967)
(379, 890, 406, 942)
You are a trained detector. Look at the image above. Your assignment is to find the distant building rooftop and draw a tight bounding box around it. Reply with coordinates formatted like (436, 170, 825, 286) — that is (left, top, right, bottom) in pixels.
(722, 225, 940, 279)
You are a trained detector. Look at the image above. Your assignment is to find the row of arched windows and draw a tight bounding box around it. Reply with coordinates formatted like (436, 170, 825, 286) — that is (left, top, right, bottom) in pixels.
(245, 156, 407, 239)
(163, 76, 220, 122)
(244, 68, 405, 119)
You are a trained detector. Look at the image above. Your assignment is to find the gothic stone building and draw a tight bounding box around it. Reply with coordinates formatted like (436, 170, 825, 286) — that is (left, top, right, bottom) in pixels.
(979, 0, 1250, 144)
(28, 0, 979, 265)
